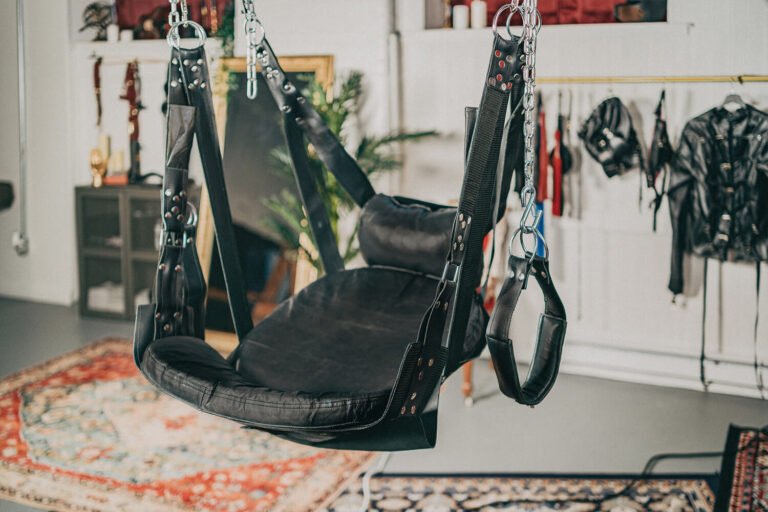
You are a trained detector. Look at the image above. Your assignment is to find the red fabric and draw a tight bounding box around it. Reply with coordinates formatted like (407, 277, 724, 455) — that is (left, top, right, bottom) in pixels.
(537, 109, 549, 203)
(551, 129, 564, 217)
(480, 0, 619, 26)
(115, 0, 231, 33)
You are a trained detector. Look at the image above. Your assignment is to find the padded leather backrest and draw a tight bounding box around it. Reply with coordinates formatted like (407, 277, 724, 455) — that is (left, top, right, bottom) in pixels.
(359, 194, 455, 277)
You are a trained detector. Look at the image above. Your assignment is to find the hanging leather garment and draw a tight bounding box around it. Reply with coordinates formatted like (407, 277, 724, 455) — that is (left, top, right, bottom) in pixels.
(133, 30, 567, 452)
(579, 97, 644, 177)
(668, 103, 768, 295)
(647, 90, 673, 231)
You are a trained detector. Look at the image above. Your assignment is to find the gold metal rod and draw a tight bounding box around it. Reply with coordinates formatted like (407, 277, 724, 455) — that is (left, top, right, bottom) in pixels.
(538, 75, 768, 84)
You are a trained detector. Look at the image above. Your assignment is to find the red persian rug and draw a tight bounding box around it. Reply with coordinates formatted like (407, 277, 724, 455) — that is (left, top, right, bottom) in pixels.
(715, 425, 768, 512)
(0, 339, 374, 512)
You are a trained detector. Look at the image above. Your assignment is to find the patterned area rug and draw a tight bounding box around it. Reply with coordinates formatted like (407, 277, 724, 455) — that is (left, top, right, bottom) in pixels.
(324, 474, 716, 511)
(715, 425, 767, 511)
(0, 339, 374, 512)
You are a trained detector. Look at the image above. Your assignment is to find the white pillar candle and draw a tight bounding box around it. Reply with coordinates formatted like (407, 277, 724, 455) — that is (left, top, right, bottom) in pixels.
(106, 24, 120, 43)
(98, 134, 111, 161)
(471, 1, 487, 28)
(120, 30, 133, 42)
(453, 5, 470, 29)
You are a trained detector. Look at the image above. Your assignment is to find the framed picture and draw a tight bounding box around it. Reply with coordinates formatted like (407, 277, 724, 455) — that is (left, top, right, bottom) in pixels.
(197, 55, 335, 353)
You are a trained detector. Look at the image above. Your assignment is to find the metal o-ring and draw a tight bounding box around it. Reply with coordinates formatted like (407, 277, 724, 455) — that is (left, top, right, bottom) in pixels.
(166, 20, 207, 50)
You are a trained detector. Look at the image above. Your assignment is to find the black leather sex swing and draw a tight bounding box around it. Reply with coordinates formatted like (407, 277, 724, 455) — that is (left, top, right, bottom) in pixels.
(133, 0, 566, 452)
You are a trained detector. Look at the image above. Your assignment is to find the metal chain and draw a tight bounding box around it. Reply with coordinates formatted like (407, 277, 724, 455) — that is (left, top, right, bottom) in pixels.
(168, 0, 189, 27)
(505, 0, 546, 262)
(242, 0, 266, 100)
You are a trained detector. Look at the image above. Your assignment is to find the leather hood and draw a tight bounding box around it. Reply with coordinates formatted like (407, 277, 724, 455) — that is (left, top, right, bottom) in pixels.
(579, 97, 644, 177)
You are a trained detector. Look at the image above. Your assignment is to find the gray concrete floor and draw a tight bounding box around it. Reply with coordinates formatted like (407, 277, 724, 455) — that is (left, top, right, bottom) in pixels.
(1, 298, 766, 511)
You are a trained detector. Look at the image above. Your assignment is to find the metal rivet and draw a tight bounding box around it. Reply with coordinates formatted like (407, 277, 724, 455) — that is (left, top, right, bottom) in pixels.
(165, 189, 173, 197)
(200, 82, 207, 89)
(179, 191, 187, 198)
(163, 324, 171, 332)
(459, 213, 464, 221)
(197, 58, 204, 65)
(457, 235, 463, 242)
(187, 236, 194, 243)
(176, 214, 185, 222)
(173, 311, 182, 319)
(410, 405, 416, 414)
(459, 243, 464, 251)
(418, 371, 424, 381)
(400, 406, 406, 415)
(467, 217, 472, 224)
(281, 105, 292, 113)
(164, 212, 172, 219)
(499, 61, 506, 69)
(171, 206, 180, 214)
(182, 59, 190, 66)
(510, 271, 516, 280)
(172, 195, 180, 202)
(453, 243, 458, 251)
(155, 312, 161, 319)
(417, 358, 423, 366)
(495, 50, 502, 58)
(187, 83, 196, 90)
(443, 302, 448, 311)
(174, 265, 182, 273)
(506, 55, 515, 63)
(170, 80, 178, 88)
(461, 221, 467, 229)
(411, 393, 417, 400)
(158, 263, 167, 271)
(428, 359, 434, 367)
(193, 78, 200, 85)
(501, 83, 508, 91)
(541, 271, 547, 278)
(172, 58, 178, 65)
(518, 273, 525, 281)
(191, 65, 199, 72)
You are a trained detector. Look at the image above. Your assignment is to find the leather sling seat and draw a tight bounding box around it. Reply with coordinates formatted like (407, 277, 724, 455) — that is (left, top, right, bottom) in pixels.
(142, 266, 487, 430)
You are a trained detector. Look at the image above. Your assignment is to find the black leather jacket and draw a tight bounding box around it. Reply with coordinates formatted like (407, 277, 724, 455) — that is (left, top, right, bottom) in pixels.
(668, 105, 768, 294)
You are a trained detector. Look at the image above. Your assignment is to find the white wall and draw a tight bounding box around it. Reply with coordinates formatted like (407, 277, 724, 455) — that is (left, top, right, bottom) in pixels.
(396, 0, 768, 396)
(0, 0, 75, 305)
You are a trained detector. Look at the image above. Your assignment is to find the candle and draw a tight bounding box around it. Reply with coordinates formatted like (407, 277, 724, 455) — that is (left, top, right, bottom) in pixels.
(110, 150, 125, 173)
(106, 24, 119, 43)
(453, 5, 470, 29)
(98, 134, 111, 162)
(471, 1, 487, 28)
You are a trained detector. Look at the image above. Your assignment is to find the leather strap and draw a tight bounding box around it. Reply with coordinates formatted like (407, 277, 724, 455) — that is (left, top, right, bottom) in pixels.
(486, 254, 567, 405)
(284, 117, 344, 273)
(393, 33, 524, 421)
(700, 258, 710, 390)
(174, 47, 254, 341)
(755, 262, 765, 398)
(257, 38, 375, 208)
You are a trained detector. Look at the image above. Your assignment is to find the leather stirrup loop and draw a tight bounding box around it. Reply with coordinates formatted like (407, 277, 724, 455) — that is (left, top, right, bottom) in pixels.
(486, 253, 567, 406)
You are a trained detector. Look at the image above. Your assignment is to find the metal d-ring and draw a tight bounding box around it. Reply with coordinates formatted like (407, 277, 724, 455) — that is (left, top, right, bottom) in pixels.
(492, 3, 519, 40)
(185, 202, 198, 227)
(166, 20, 207, 50)
(504, 4, 541, 40)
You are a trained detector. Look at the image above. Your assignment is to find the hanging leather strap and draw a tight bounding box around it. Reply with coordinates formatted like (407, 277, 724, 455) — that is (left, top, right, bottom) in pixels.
(391, 33, 524, 421)
(284, 118, 344, 273)
(176, 47, 254, 341)
(754, 262, 765, 398)
(486, 254, 567, 405)
(257, 39, 375, 208)
(700, 258, 710, 390)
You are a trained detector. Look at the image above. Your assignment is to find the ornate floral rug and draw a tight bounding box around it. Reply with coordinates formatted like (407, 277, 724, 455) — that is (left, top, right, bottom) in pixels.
(715, 424, 767, 512)
(0, 339, 374, 512)
(324, 474, 716, 511)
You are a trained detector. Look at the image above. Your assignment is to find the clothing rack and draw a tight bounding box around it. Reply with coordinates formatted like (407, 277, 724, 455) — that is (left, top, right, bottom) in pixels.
(88, 51, 170, 66)
(538, 74, 768, 85)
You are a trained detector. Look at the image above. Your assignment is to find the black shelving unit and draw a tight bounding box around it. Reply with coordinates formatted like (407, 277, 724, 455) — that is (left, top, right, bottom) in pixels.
(75, 185, 165, 320)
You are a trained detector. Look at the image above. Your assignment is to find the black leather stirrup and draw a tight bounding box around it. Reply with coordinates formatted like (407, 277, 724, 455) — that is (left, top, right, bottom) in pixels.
(486, 254, 567, 405)
(134, 30, 533, 452)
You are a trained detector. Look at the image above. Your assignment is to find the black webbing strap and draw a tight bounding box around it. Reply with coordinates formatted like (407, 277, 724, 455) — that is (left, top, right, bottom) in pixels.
(486, 255, 567, 405)
(175, 47, 254, 341)
(389, 34, 524, 422)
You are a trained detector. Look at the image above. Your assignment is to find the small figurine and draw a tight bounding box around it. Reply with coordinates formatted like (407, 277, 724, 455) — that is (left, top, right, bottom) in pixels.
(79, 2, 113, 42)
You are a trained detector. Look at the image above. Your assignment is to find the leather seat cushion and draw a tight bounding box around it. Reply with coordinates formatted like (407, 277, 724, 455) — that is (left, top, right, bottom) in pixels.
(142, 267, 487, 430)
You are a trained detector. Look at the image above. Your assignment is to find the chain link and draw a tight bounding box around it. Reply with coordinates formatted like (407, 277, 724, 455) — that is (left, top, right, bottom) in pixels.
(242, 0, 265, 99)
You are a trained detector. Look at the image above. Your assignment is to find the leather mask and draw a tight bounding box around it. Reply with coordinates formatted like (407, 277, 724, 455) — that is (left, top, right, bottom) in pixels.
(579, 97, 644, 178)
